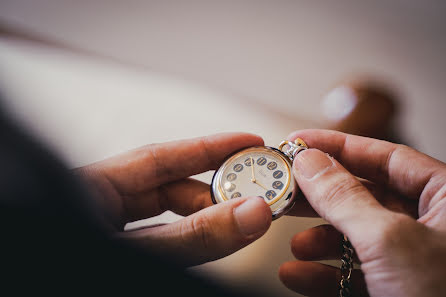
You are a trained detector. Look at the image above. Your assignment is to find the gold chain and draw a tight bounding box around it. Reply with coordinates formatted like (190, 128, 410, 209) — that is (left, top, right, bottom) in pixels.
(339, 235, 354, 297)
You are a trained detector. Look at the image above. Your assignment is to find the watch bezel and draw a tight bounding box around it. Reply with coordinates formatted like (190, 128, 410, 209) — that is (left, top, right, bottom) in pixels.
(210, 146, 297, 219)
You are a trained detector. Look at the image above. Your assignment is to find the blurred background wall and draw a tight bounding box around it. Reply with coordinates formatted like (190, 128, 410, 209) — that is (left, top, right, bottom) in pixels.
(1, 1, 445, 296)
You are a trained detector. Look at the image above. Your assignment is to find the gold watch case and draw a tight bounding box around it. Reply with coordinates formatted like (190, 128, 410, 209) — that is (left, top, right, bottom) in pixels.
(211, 146, 297, 219)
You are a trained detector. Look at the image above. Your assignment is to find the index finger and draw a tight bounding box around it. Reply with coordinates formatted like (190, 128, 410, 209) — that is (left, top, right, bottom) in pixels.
(287, 129, 446, 201)
(92, 132, 264, 192)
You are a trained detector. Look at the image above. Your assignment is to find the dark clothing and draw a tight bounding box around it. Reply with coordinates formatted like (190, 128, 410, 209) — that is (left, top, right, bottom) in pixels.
(0, 105, 244, 296)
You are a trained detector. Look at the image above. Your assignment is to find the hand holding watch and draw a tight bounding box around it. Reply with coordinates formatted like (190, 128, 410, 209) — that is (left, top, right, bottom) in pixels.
(211, 137, 353, 296)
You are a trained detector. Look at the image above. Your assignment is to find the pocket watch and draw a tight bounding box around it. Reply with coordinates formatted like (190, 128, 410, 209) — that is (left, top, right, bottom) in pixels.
(211, 138, 308, 219)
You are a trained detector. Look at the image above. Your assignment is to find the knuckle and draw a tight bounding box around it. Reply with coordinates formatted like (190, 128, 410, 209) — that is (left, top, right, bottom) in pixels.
(376, 214, 422, 252)
(199, 137, 214, 167)
(322, 177, 366, 210)
(395, 143, 412, 152)
(359, 215, 419, 263)
(185, 214, 214, 250)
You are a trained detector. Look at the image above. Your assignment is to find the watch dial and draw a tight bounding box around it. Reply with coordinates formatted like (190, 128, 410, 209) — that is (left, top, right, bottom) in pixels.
(219, 149, 290, 205)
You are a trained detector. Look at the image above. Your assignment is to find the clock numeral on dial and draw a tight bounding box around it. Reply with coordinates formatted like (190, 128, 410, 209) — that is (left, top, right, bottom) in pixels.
(272, 181, 284, 190)
(273, 170, 283, 179)
(265, 190, 277, 200)
(244, 158, 252, 166)
(233, 164, 244, 172)
(226, 173, 237, 181)
(267, 161, 277, 170)
(231, 192, 242, 198)
(257, 157, 267, 166)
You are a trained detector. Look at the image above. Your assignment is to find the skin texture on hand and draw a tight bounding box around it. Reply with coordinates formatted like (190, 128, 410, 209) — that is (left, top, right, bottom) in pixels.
(280, 129, 446, 297)
(74, 132, 272, 267)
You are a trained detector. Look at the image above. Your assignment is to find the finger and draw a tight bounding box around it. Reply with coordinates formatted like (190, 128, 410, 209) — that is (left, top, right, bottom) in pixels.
(122, 178, 214, 222)
(120, 196, 272, 266)
(291, 224, 344, 261)
(290, 224, 360, 263)
(91, 132, 264, 192)
(279, 260, 368, 297)
(361, 179, 418, 218)
(287, 179, 418, 218)
(287, 129, 446, 205)
(293, 148, 403, 251)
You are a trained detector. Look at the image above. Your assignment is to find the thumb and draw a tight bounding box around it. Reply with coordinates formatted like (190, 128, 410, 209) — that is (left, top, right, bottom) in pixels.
(293, 148, 400, 249)
(121, 197, 271, 266)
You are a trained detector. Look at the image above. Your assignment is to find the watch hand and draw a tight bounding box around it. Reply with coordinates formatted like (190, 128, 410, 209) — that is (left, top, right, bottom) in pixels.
(250, 157, 256, 182)
(254, 180, 269, 191)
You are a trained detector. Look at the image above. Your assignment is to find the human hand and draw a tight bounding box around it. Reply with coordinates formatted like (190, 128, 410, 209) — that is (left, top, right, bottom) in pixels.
(279, 129, 446, 297)
(75, 133, 272, 266)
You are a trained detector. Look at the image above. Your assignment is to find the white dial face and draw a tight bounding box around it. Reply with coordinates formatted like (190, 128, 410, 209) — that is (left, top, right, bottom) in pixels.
(218, 148, 291, 205)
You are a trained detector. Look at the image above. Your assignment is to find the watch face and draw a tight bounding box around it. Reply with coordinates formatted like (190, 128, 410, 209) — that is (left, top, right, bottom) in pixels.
(211, 146, 296, 219)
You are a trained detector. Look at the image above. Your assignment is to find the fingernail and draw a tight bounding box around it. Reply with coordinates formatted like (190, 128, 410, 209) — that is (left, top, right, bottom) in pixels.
(295, 149, 334, 180)
(234, 197, 271, 236)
